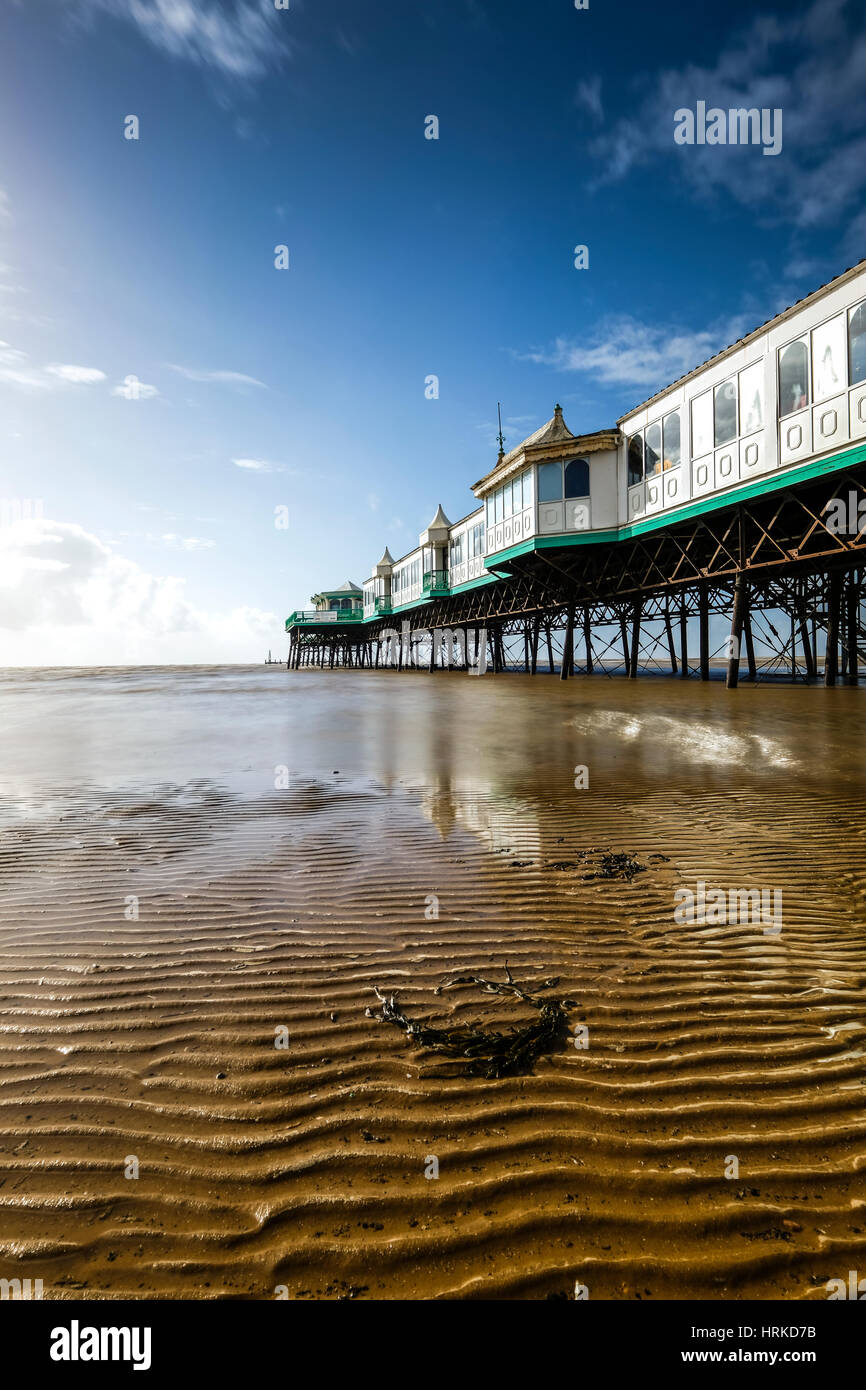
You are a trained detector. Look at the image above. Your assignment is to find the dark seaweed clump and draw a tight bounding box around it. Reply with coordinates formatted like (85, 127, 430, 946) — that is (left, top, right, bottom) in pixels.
(584, 852, 646, 882)
(367, 965, 572, 1079)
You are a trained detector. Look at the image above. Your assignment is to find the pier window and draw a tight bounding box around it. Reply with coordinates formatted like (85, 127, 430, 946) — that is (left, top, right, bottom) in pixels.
(739, 361, 763, 436)
(494, 489, 502, 523)
(449, 534, 463, 566)
(779, 338, 810, 417)
(503, 480, 513, 518)
(538, 460, 562, 501)
(849, 302, 866, 385)
(690, 390, 713, 458)
(714, 379, 738, 446)
(627, 434, 643, 485)
(813, 314, 846, 401)
(645, 423, 662, 476)
(662, 410, 681, 469)
(564, 458, 590, 497)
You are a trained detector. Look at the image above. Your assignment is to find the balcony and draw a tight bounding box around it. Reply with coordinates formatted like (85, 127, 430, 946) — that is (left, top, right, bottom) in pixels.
(422, 569, 450, 597)
(286, 609, 364, 629)
(374, 596, 392, 614)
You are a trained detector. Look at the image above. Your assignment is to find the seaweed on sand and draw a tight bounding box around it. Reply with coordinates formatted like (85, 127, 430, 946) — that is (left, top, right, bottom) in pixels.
(367, 964, 572, 1079)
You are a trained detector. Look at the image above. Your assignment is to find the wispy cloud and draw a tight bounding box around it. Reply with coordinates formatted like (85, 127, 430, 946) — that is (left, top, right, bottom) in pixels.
(585, 0, 866, 232)
(161, 532, 216, 551)
(519, 313, 753, 392)
(231, 457, 283, 473)
(0, 342, 107, 391)
(168, 364, 267, 388)
(82, 0, 292, 80)
(46, 364, 107, 385)
(575, 76, 603, 123)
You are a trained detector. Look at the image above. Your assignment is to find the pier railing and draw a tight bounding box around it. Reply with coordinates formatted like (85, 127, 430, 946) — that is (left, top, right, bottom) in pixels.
(422, 570, 450, 597)
(286, 609, 363, 629)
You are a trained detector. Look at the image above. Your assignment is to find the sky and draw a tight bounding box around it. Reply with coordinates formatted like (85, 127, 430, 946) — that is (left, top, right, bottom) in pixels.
(1, 0, 865, 663)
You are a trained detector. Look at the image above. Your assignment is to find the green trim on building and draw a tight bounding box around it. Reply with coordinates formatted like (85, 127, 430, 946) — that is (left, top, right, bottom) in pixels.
(486, 441, 866, 570)
(286, 440, 866, 631)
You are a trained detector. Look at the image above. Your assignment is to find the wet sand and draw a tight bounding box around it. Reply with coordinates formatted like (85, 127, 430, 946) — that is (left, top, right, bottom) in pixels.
(0, 665, 864, 1300)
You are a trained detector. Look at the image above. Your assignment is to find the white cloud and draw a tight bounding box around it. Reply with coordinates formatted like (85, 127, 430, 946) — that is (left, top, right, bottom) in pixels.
(586, 0, 866, 230)
(520, 313, 754, 391)
(168, 364, 267, 387)
(45, 364, 107, 385)
(112, 375, 159, 400)
(83, 0, 291, 80)
(0, 341, 49, 390)
(0, 518, 276, 663)
(575, 76, 603, 123)
(0, 344, 109, 391)
(231, 457, 283, 473)
(161, 532, 216, 551)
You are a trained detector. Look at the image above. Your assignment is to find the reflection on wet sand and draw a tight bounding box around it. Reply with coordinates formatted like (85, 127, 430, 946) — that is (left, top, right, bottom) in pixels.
(0, 666, 864, 1299)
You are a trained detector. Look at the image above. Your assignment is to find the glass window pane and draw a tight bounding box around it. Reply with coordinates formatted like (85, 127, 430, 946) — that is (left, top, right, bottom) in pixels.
(738, 362, 763, 436)
(849, 303, 866, 387)
(645, 423, 662, 475)
(512, 478, 521, 513)
(714, 379, 737, 446)
(503, 481, 512, 518)
(523, 470, 533, 507)
(779, 339, 809, 418)
(813, 315, 846, 401)
(662, 410, 681, 469)
(538, 461, 562, 501)
(691, 391, 713, 458)
(494, 489, 502, 523)
(564, 457, 590, 497)
(627, 434, 643, 485)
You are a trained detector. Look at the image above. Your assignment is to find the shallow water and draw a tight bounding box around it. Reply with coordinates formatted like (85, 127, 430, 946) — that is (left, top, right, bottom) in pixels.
(0, 666, 864, 1299)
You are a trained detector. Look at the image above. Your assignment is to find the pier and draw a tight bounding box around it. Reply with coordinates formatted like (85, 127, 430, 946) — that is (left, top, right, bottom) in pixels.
(288, 263, 866, 686)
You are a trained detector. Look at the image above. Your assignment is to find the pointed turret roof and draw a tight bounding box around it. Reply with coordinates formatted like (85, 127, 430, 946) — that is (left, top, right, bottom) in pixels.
(472, 404, 619, 495)
(426, 503, 451, 530)
(378, 547, 394, 566)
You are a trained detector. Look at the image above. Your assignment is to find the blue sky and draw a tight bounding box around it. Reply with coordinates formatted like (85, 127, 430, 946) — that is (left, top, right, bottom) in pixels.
(1, 0, 865, 661)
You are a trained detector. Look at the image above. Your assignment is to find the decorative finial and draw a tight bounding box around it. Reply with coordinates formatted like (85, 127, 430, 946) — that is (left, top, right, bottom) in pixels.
(497, 401, 505, 458)
(554, 402, 562, 414)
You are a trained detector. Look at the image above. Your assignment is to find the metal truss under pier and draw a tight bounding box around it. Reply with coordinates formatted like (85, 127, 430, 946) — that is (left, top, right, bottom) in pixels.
(287, 462, 866, 689)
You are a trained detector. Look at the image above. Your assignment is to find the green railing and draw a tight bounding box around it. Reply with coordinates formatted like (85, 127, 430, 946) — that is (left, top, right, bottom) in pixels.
(286, 609, 364, 629)
(374, 596, 392, 614)
(422, 570, 450, 596)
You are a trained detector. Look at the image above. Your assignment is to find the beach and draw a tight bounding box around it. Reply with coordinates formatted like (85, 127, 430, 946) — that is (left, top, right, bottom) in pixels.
(0, 665, 864, 1300)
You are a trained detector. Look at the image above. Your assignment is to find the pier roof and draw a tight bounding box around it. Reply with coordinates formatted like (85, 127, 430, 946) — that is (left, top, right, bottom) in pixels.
(473, 405, 620, 494)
